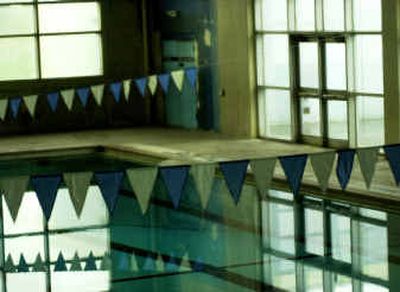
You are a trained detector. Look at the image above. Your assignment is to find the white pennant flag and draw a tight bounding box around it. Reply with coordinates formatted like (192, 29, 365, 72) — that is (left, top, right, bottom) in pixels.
(148, 75, 158, 95)
(61, 89, 75, 111)
(155, 254, 164, 272)
(123, 80, 131, 101)
(0, 176, 29, 221)
(130, 254, 139, 272)
(250, 158, 276, 198)
(126, 167, 158, 214)
(357, 147, 379, 189)
(190, 164, 216, 209)
(0, 99, 7, 120)
(180, 252, 191, 272)
(23, 95, 38, 117)
(63, 172, 93, 217)
(91, 84, 104, 106)
(310, 151, 336, 192)
(171, 70, 185, 92)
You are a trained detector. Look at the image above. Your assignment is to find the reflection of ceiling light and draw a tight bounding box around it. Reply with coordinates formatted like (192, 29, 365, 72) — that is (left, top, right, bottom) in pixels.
(165, 10, 180, 18)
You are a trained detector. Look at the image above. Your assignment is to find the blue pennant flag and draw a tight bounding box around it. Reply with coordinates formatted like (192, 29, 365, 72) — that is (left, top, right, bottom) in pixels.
(31, 175, 62, 220)
(158, 74, 170, 94)
(279, 155, 308, 196)
(17, 255, 29, 273)
(95, 171, 124, 214)
(160, 166, 190, 209)
(54, 252, 67, 272)
(185, 68, 198, 89)
(84, 252, 97, 271)
(47, 92, 60, 112)
(384, 145, 400, 185)
(165, 253, 179, 272)
(77, 87, 90, 108)
(117, 252, 130, 272)
(219, 160, 249, 204)
(143, 255, 156, 271)
(110, 82, 122, 103)
(336, 149, 355, 190)
(135, 78, 148, 97)
(10, 97, 22, 119)
(191, 256, 204, 272)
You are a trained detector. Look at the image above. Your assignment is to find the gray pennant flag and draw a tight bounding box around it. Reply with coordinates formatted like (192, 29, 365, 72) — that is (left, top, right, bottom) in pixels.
(100, 253, 111, 271)
(91, 84, 104, 106)
(357, 147, 379, 189)
(0, 99, 7, 120)
(70, 252, 82, 271)
(63, 172, 93, 217)
(61, 89, 75, 111)
(123, 80, 131, 100)
(5, 254, 15, 273)
(126, 167, 158, 214)
(32, 254, 46, 272)
(23, 95, 38, 117)
(190, 163, 216, 209)
(250, 158, 276, 198)
(0, 176, 29, 221)
(310, 151, 336, 192)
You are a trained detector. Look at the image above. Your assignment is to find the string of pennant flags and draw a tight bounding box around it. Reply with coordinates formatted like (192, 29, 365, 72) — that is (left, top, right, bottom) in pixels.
(0, 68, 198, 119)
(0, 144, 399, 221)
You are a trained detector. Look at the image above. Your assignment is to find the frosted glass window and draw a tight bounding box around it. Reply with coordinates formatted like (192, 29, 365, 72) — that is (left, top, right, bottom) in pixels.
(299, 42, 319, 88)
(269, 256, 296, 291)
(257, 34, 290, 87)
(353, 0, 382, 32)
(357, 96, 384, 147)
(324, 0, 345, 31)
(296, 0, 315, 31)
(269, 203, 295, 254)
(0, 0, 32, 2)
(331, 214, 351, 263)
(328, 100, 348, 140)
(304, 266, 323, 292)
(255, 0, 287, 31)
(0, 5, 35, 35)
(300, 98, 321, 136)
(39, 3, 101, 33)
(0, 37, 38, 81)
(354, 35, 383, 94)
(305, 209, 324, 255)
(40, 34, 103, 78)
(326, 43, 346, 90)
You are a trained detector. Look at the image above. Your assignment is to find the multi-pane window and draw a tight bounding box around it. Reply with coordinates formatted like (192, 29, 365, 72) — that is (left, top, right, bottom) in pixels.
(255, 0, 384, 147)
(0, 1, 102, 81)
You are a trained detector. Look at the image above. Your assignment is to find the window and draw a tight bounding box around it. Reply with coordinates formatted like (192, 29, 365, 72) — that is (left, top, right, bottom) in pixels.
(0, 1, 102, 81)
(255, 0, 384, 147)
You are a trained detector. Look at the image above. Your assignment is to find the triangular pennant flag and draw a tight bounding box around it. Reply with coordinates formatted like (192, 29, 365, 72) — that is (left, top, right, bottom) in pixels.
(117, 252, 130, 272)
(158, 73, 171, 94)
(77, 87, 90, 108)
(310, 152, 336, 192)
(130, 253, 139, 272)
(84, 252, 97, 271)
(23, 95, 38, 117)
(61, 89, 75, 111)
(91, 84, 104, 106)
(279, 155, 308, 196)
(336, 150, 355, 190)
(100, 253, 111, 271)
(5, 255, 15, 273)
(0, 99, 7, 120)
(219, 160, 249, 204)
(47, 92, 60, 112)
(179, 252, 191, 272)
(10, 97, 22, 119)
(0, 176, 29, 221)
(54, 252, 67, 272)
(357, 147, 379, 189)
(135, 78, 148, 97)
(126, 167, 157, 214)
(32, 254, 46, 272)
(148, 75, 158, 95)
(155, 255, 164, 272)
(70, 252, 82, 271)
(164, 253, 179, 272)
(171, 70, 185, 92)
(250, 158, 276, 198)
(185, 68, 198, 89)
(160, 166, 190, 209)
(110, 82, 122, 103)
(191, 256, 204, 272)
(63, 172, 92, 217)
(31, 175, 62, 220)
(17, 255, 29, 273)
(384, 145, 400, 185)
(95, 172, 124, 214)
(143, 255, 156, 271)
(123, 80, 131, 100)
(190, 164, 216, 209)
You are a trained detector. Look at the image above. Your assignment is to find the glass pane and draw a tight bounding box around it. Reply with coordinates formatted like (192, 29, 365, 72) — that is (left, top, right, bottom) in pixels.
(304, 266, 323, 291)
(331, 214, 351, 263)
(333, 274, 352, 292)
(0, 5, 35, 35)
(40, 33, 103, 78)
(354, 35, 383, 94)
(353, 0, 382, 31)
(305, 209, 324, 255)
(269, 203, 295, 254)
(268, 255, 296, 291)
(39, 3, 101, 33)
(301, 97, 321, 136)
(0, 0, 32, 2)
(356, 96, 384, 147)
(324, 0, 345, 31)
(326, 43, 346, 90)
(258, 89, 292, 140)
(255, 0, 287, 31)
(299, 42, 319, 88)
(0, 37, 38, 81)
(256, 34, 290, 87)
(296, 0, 315, 31)
(362, 283, 388, 292)
(359, 208, 387, 221)
(328, 100, 348, 140)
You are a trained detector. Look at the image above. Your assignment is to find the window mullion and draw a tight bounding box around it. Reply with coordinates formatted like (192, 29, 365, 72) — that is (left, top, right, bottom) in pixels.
(34, 0, 42, 79)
